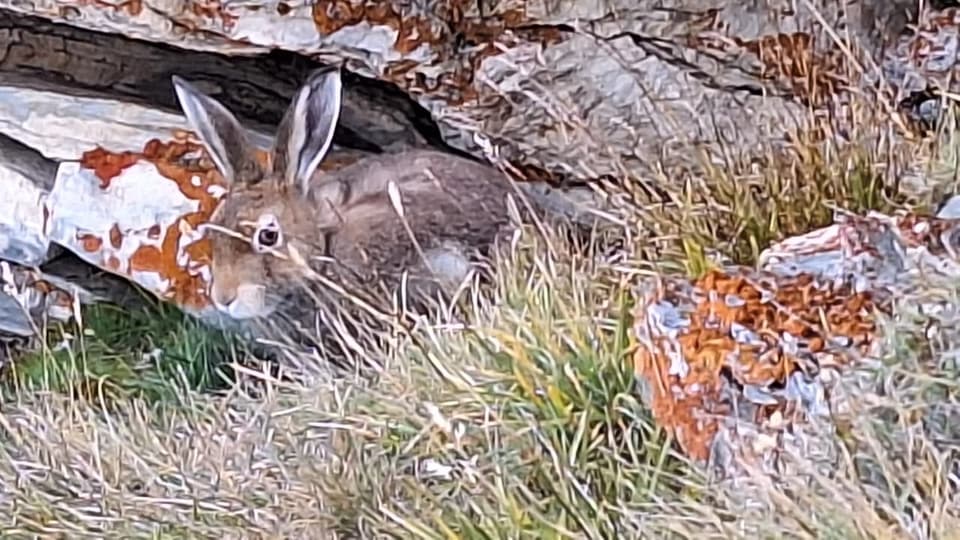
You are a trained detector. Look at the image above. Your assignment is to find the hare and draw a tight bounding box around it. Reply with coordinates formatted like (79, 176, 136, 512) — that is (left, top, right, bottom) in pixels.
(171, 66, 533, 335)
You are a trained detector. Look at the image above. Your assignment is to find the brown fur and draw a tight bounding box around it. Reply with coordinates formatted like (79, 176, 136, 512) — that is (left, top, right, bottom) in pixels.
(212, 149, 521, 309)
(172, 67, 531, 328)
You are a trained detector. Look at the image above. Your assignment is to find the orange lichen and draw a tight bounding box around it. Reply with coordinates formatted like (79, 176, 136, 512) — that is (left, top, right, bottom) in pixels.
(130, 138, 230, 308)
(313, 1, 565, 105)
(80, 147, 141, 188)
(141, 138, 225, 218)
(161, 220, 211, 308)
(312, 0, 368, 35)
(128, 245, 163, 273)
(75, 0, 143, 16)
(632, 268, 882, 461)
(188, 0, 238, 30)
(31, 279, 53, 295)
(313, 1, 442, 52)
(106, 256, 121, 271)
(184, 238, 213, 266)
(108, 223, 123, 249)
(77, 233, 103, 252)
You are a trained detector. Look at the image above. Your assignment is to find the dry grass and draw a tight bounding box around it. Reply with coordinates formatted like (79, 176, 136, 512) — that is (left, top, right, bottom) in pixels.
(2, 215, 958, 538)
(3, 19, 960, 540)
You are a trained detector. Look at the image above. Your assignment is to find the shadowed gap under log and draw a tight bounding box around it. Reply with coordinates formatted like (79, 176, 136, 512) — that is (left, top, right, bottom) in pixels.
(0, 9, 466, 157)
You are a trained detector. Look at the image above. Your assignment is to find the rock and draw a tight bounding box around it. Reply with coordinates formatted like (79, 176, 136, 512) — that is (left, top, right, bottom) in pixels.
(0, 83, 370, 319)
(0, 133, 56, 267)
(0, 259, 77, 337)
(0, 132, 75, 338)
(0, 0, 932, 184)
(630, 208, 960, 477)
(0, 10, 435, 154)
(937, 194, 960, 218)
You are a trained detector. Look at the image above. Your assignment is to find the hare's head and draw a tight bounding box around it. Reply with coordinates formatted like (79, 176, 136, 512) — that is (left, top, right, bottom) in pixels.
(172, 66, 342, 319)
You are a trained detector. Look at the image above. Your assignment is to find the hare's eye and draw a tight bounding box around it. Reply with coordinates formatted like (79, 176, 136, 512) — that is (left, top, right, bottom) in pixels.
(257, 228, 279, 247)
(251, 213, 283, 253)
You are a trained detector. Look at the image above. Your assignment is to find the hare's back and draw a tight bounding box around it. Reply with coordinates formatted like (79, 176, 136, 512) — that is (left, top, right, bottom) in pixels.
(316, 149, 516, 199)
(321, 149, 521, 279)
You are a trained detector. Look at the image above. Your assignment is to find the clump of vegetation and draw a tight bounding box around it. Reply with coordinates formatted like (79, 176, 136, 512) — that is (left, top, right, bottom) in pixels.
(3, 300, 237, 404)
(0, 219, 957, 537)
(614, 118, 923, 278)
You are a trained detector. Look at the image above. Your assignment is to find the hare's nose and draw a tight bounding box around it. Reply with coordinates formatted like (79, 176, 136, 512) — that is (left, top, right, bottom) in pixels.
(211, 285, 238, 310)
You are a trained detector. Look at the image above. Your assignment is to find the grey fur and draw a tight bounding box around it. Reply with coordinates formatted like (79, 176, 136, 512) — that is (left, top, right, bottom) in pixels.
(172, 66, 535, 334)
(272, 66, 342, 195)
(172, 75, 264, 186)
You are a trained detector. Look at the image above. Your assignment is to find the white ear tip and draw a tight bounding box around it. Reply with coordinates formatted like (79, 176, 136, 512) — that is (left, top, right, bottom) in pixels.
(307, 66, 343, 94)
(171, 75, 195, 99)
(171, 76, 202, 120)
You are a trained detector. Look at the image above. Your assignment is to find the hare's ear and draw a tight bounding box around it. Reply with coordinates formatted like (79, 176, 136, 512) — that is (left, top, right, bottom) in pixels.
(172, 76, 264, 186)
(272, 65, 342, 196)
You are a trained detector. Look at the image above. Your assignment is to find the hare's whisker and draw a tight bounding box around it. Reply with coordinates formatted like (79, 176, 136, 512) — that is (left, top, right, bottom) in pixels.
(387, 179, 434, 274)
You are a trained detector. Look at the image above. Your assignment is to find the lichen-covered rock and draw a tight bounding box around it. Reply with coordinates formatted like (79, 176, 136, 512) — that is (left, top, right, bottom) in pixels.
(1, 0, 941, 185)
(631, 267, 881, 464)
(0, 260, 77, 337)
(0, 134, 53, 268)
(53, 137, 229, 316)
(0, 132, 76, 338)
(630, 205, 960, 477)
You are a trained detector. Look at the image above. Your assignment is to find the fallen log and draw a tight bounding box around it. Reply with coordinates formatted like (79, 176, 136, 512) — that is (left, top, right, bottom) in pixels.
(0, 9, 438, 154)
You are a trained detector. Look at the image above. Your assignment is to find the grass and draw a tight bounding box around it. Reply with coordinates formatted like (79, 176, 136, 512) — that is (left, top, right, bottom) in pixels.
(1, 220, 957, 538)
(2, 22, 960, 540)
(609, 112, 927, 278)
(3, 300, 237, 405)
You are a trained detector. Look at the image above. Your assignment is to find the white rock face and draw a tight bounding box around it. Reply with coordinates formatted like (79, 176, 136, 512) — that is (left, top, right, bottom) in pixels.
(0, 163, 48, 266)
(0, 0, 898, 182)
